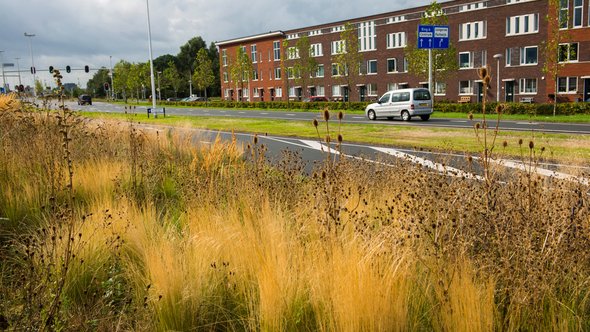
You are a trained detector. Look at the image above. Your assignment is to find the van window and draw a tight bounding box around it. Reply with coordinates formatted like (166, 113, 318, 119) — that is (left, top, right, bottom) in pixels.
(399, 92, 410, 102)
(413, 90, 431, 100)
(379, 93, 391, 104)
(391, 93, 400, 102)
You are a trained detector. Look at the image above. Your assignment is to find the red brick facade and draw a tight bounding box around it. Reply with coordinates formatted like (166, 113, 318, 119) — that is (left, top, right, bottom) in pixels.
(216, 0, 590, 103)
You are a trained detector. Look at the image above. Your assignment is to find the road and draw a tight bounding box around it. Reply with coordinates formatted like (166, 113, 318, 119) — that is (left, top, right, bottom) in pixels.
(71, 101, 590, 135)
(65, 101, 590, 185)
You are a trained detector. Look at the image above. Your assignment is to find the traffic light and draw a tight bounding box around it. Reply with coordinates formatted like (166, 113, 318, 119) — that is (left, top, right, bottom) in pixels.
(49, 66, 54, 73)
(30, 66, 36, 74)
(104, 82, 109, 90)
(66, 65, 71, 73)
(84, 65, 89, 73)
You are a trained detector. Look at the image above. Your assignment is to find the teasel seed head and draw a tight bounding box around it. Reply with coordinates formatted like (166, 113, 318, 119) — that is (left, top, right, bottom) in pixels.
(338, 111, 344, 120)
(323, 109, 330, 121)
(313, 119, 318, 127)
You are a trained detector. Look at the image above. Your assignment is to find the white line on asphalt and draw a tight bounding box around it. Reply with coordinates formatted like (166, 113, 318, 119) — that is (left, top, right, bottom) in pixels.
(516, 122, 539, 125)
(489, 159, 589, 186)
(286, 114, 296, 116)
(261, 113, 268, 115)
(353, 116, 364, 119)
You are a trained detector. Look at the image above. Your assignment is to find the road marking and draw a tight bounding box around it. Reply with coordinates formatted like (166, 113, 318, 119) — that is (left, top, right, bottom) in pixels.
(353, 116, 364, 119)
(239, 112, 246, 114)
(286, 114, 295, 116)
(489, 159, 589, 186)
(261, 113, 269, 115)
(516, 122, 539, 125)
(451, 120, 468, 123)
(219, 111, 226, 113)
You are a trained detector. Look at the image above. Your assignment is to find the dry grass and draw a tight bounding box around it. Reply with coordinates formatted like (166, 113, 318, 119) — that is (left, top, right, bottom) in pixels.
(0, 93, 589, 331)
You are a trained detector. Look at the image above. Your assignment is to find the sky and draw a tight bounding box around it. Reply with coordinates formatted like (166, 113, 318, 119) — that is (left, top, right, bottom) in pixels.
(0, 0, 431, 89)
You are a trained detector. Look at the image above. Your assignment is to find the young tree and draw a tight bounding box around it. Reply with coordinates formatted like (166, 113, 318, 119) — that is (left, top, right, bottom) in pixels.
(281, 39, 292, 108)
(163, 60, 182, 98)
(404, 1, 458, 92)
(113, 60, 131, 102)
(293, 35, 318, 99)
(334, 22, 364, 106)
(543, 0, 573, 116)
(192, 48, 215, 101)
(229, 46, 252, 102)
(86, 68, 110, 98)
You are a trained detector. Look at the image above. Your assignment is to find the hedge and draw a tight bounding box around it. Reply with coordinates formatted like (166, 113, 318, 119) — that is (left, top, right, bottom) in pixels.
(157, 100, 590, 116)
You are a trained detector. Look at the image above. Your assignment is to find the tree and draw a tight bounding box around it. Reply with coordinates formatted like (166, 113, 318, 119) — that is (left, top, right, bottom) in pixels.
(163, 61, 182, 98)
(86, 68, 110, 98)
(543, 0, 573, 116)
(334, 22, 364, 106)
(193, 48, 215, 101)
(293, 35, 318, 99)
(228, 46, 252, 101)
(113, 60, 131, 101)
(177, 37, 207, 75)
(404, 1, 458, 92)
(208, 42, 221, 97)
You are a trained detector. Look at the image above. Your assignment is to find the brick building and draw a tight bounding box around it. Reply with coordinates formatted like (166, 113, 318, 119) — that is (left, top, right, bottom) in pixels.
(216, 0, 590, 103)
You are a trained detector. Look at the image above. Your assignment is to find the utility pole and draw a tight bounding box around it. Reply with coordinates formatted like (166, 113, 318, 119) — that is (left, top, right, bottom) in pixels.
(15, 57, 22, 85)
(109, 55, 115, 100)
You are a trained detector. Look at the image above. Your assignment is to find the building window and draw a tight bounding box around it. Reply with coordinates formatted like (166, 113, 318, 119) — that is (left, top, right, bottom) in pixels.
(289, 87, 296, 97)
(403, 58, 408, 72)
(358, 21, 376, 51)
(331, 40, 345, 55)
(435, 82, 447, 95)
(558, 77, 578, 93)
(331, 63, 345, 76)
(459, 52, 473, 69)
(274, 67, 281, 80)
(331, 25, 345, 33)
(223, 72, 228, 83)
(459, 21, 487, 41)
(222, 49, 227, 67)
(224, 89, 230, 98)
(287, 33, 299, 40)
(559, 43, 579, 62)
(276, 87, 282, 97)
(574, 0, 583, 27)
(386, 32, 406, 49)
(560, 0, 569, 28)
(287, 67, 294, 79)
(519, 78, 537, 94)
(311, 43, 323, 57)
(481, 50, 487, 67)
(287, 47, 299, 60)
(520, 46, 538, 65)
(460, 2, 487, 11)
(459, 80, 473, 94)
(386, 16, 406, 23)
(507, 0, 534, 3)
(332, 85, 341, 97)
(506, 14, 539, 35)
(251, 45, 257, 63)
(253, 88, 260, 97)
(367, 60, 377, 74)
(273, 41, 281, 61)
(317, 85, 325, 96)
(387, 83, 398, 91)
(506, 48, 513, 66)
(252, 70, 258, 81)
(367, 83, 378, 96)
(309, 29, 323, 36)
(316, 64, 324, 78)
(387, 58, 397, 73)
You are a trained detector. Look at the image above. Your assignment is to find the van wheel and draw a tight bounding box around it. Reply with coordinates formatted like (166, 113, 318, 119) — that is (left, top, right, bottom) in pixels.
(420, 115, 430, 121)
(401, 111, 411, 121)
(367, 110, 377, 120)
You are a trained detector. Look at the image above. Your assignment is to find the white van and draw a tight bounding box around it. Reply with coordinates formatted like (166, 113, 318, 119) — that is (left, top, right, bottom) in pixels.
(365, 88, 433, 121)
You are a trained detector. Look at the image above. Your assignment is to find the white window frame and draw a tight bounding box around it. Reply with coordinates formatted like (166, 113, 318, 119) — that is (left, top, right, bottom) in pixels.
(557, 76, 578, 93)
(273, 41, 281, 61)
(506, 48, 512, 66)
(574, 0, 583, 28)
(403, 58, 408, 72)
(317, 85, 325, 96)
(459, 52, 473, 69)
(519, 78, 537, 94)
(275, 87, 282, 98)
(506, 0, 533, 3)
(316, 64, 324, 78)
(559, 42, 579, 63)
(274, 67, 281, 80)
(288, 86, 296, 97)
(367, 83, 378, 96)
(386, 32, 406, 49)
(460, 2, 487, 11)
(223, 72, 228, 83)
(251, 45, 257, 63)
(358, 21, 376, 52)
(222, 49, 227, 67)
(387, 58, 397, 73)
(459, 21, 487, 41)
(481, 50, 487, 67)
(287, 47, 299, 60)
(311, 43, 323, 57)
(520, 45, 538, 66)
(252, 70, 258, 81)
(253, 88, 260, 97)
(387, 83, 398, 91)
(560, 0, 569, 29)
(331, 63, 345, 77)
(459, 80, 473, 95)
(435, 82, 447, 95)
(331, 40, 345, 55)
(367, 60, 377, 75)
(332, 85, 341, 97)
(506, 14, 539, 36)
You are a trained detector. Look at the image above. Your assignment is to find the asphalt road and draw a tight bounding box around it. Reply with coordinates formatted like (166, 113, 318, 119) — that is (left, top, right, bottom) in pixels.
(71, 101, 590, 135)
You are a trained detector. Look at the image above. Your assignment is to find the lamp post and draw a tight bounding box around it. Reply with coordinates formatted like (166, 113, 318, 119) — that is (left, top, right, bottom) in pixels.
(15, 57, 22, 86)
(145, 0, 157, 110)
(109, 55, 115, 100)
(157, 71, 161, 100)
(493, 53, 503, 102)
(189, 79, 192, 96)
(24, 33, 36, 97)
(0, 51, 6, 92)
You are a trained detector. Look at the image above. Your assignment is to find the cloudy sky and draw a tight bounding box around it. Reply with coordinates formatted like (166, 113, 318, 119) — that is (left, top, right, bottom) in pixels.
(0, 0, 431, 89)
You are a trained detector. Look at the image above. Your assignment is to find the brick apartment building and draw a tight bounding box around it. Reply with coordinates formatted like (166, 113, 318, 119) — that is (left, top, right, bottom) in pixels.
(216, 0, 590, 104)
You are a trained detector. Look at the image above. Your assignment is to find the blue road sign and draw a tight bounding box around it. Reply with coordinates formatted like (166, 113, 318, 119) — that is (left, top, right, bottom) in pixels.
(418, 25, 449, 49)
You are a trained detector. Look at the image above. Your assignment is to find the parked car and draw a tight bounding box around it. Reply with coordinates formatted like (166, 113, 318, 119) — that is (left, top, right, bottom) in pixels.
(77, 94, 92, 105)
(303, 96, 329, 102)
(181, 95, 205, 102)
(365, 88, 433, 121)
(166, 97, 180, 101)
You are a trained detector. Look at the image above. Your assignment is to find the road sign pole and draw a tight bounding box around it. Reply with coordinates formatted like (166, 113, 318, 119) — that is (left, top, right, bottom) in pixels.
(428, 49, 433, 102)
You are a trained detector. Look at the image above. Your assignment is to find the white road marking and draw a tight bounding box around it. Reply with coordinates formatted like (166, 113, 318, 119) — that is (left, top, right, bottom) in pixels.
(489, 159, 589, 186)
(286, 114, 296, 116)
(353, 116, 365, 119)
(516, 122, 539, 125)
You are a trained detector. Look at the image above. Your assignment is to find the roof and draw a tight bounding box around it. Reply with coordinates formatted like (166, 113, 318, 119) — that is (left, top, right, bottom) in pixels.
(215, 31, 284, 47)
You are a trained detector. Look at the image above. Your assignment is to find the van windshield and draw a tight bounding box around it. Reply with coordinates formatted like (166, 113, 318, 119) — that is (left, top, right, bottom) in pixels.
(413, 90, 431, 100)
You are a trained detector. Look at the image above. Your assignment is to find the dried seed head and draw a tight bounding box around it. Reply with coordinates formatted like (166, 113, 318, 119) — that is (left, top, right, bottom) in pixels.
(323, 109, 330, 121)
(484, 75, 491, 86)
(313, 119, 319, 127)
(337, 134, 343, 143)
(325, 135, 331, 144)
(495, 104, 504, 114)
(475, 122, 481, 129)
(518, 139, 523, 145)
(541, 146, 545, 152)
(529, 141, 534, 149)
(503, 140, 508, 148)
(478, 67, 488, 79)
(253, 134, 258, 145)
(468, 112, 474, 121)
(338, 111, 344, 120)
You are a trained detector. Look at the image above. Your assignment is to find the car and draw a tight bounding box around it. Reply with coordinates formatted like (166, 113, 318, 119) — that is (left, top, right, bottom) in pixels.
(77, 94, 92, 105)
(166, 97, 180, 101)
(181, 95, 205, 102)
(365, 88, 433, 121)
(303, 96, 329, 102)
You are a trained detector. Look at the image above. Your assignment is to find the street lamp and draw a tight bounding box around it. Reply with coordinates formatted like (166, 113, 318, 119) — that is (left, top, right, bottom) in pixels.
(0, 51, 6, 93)
(189, 79, 192, 96)
(493, 53, 503, 102)
(109, 55, 115, 100)
(157, 71, 161, 100)
(145, 0, 157, 110)
(15, 57, 22, 86)
(24, 32, 36, 97)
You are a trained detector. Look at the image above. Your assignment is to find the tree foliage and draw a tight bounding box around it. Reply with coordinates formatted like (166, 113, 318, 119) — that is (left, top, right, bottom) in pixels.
(86, 68, 110, 98)
(228, 46, 252, 101)
(192, 48, 215, 100)
(293, 35, 318, 99)
(334, 22, 364, 104)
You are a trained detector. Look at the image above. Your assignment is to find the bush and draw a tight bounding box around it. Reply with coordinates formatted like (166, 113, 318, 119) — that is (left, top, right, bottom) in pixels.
(435, 101, 590, 116)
